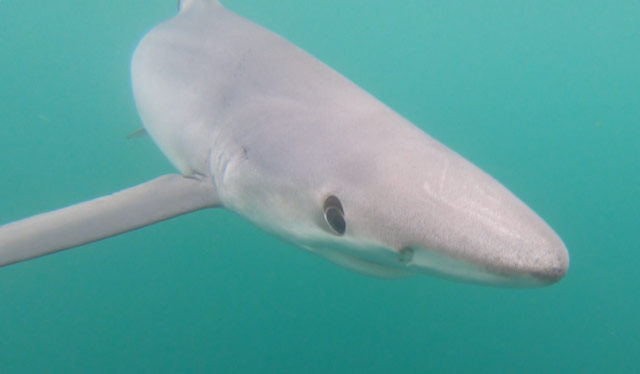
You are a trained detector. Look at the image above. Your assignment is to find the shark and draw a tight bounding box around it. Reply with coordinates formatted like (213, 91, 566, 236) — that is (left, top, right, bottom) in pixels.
(0, 0, 569, 286)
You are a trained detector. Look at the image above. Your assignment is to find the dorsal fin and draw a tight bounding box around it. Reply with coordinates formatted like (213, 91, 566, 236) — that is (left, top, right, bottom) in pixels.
(178, 0, 220, 12)
(178, 0, 195, 11)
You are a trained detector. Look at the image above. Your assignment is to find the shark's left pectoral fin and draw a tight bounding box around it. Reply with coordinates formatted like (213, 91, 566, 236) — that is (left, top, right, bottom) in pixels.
(0, 174, 219, 267)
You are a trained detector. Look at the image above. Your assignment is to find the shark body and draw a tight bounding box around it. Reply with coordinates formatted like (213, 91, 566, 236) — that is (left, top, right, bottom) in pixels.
(0, 0, 569, 286)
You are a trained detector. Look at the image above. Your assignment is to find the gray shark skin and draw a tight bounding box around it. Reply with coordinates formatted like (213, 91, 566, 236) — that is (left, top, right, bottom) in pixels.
(0, 0, 569, 287)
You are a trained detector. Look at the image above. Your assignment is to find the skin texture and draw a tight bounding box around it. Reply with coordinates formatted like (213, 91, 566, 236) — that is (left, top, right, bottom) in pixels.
(0, 0, 568, 286)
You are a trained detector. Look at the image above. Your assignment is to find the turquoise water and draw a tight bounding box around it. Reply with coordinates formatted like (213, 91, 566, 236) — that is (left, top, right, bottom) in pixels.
(1, 0, 638, 372)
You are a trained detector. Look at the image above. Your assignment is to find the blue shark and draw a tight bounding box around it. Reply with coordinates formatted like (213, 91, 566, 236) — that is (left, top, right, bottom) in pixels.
(0, 0, 568, 286)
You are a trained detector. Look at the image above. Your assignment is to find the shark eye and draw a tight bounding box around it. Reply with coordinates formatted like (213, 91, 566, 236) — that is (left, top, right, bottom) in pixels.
(323, 195, 346, 235)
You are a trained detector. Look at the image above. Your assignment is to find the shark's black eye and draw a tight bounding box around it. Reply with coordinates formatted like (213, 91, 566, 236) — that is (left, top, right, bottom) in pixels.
(323, 195, 346, 235)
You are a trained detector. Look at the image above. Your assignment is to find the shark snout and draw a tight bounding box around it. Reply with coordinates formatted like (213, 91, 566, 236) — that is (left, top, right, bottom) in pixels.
(404, 223, 569, 287)
(422, 192, 569, 286)
(473, 193, 570, 286)
(394, 153, 570, 286)
(518, 238, 569, 284)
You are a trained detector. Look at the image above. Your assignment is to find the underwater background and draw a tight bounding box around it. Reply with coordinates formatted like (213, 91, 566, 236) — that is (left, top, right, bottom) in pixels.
(0, 0, 638, 372)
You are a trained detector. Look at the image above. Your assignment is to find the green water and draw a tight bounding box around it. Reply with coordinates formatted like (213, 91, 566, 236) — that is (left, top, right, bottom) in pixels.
(1, 1, 638, 372)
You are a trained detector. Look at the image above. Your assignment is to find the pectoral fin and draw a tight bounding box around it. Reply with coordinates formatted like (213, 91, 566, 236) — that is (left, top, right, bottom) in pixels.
(0, 174, 219, 267)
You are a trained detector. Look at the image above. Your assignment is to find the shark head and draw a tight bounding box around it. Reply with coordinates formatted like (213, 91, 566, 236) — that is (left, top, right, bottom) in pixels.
(127, 2, 568, 288)
(130, 1, 569, 287)
(216, 103, 569, 287)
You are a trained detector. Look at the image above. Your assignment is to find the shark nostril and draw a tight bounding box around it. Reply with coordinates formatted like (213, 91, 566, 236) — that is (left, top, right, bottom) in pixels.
(398, 247, 414, 264)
